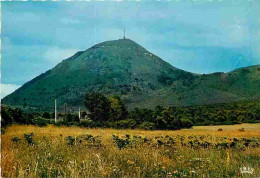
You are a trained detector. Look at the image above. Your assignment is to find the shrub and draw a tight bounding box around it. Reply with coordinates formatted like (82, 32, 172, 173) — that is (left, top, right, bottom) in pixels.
(54, 120, 71, 127)
(66, 136, 75, 146)
(138, 122, 155, 130)
(1, 106, 13, 127)
(109, 119, 137, 129)
(32, 117, 48, 127)
(42, 112, 51, 119)
(24, 133, 34, 145)
(112, 135, 131, 149)
(181, 118, 193, 128)
(79, 120, 94, 128)
(11, 137, 21, 143)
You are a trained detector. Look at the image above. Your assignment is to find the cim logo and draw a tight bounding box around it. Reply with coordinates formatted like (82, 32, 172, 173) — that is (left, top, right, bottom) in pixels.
(240, 167, 254, 174)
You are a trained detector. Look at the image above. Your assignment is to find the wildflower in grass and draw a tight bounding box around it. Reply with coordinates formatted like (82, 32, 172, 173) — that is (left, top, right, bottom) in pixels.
(190, 170, 196, 174)
(127, 160, 134, 165)
(162, 166, 166, 169)
(112, 166, 117, 172)
(167, 172, 172, 177)
(103, 171, 108, 176)
(194, 158, 202, 161)
(240, 167, 254, 174)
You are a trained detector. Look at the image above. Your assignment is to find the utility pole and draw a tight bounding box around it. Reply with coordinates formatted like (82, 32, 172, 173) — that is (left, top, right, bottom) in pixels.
(79, 108, 81, 120)
(55, 99, 57, 123)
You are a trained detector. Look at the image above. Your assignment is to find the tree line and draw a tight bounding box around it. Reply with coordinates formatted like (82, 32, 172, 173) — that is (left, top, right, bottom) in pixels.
(1, 93, 260, 130)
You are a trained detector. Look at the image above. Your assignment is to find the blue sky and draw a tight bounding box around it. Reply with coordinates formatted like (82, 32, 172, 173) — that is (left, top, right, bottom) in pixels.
(1, 0, 260, 98)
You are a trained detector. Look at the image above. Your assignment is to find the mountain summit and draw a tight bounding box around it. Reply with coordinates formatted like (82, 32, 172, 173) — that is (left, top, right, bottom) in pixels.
(2, 39, 260, 110)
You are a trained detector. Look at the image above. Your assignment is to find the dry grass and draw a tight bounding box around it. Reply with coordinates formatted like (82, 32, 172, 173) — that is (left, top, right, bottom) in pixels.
(1, 123, 260, 177)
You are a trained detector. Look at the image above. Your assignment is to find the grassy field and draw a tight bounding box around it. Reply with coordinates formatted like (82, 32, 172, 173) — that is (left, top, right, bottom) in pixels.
(1, 123, 260, 177)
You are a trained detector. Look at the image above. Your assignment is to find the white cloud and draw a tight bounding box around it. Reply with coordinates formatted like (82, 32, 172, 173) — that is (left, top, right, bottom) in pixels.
(1, 84, 21, 99)
(43, 47, 80, 65)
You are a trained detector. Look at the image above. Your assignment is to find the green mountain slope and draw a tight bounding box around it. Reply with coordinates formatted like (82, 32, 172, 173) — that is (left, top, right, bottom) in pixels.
(2, 39, 260, 110)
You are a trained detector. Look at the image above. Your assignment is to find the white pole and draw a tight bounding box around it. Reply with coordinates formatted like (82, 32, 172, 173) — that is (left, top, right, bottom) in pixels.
(79, 108, 81, 120)
(55, 99, 57, 123)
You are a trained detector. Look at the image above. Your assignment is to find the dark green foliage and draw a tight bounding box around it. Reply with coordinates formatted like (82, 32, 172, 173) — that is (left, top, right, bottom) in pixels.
(1, 106, 13, 127)
(109, 119, 137, 129)
(66, 136, 75, 146)
(84, 92, 111, 122)
(42, 112, 51, 119)
(79, 120, 94, 128)
(32, 117, 48, 127)
(23, 113, 34, 125)
(241, 68, 250, 74)
(12, 108, 23, 124)
(66, 113, 79, 123)
(109, 95, 128, 121)
(1, 97, 260, 130)
(130, 108, 154, 124)
(24, 133, 34, 145)
(181, 118, 193, 128)
(11, 137, 21, 143)
(158, 72, 174, 85)
(68, 134, 104, 148)
(81, 111, 87, 118)
(110, 135, 260, 150)
(54, 120, 70, 127)
(138, 122, 155, 130)
(112, 135, 131, 149)
(1, 106, 35, 127)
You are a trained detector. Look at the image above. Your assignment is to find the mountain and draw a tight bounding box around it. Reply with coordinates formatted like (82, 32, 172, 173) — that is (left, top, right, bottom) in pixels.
(2, 39, 260, 110)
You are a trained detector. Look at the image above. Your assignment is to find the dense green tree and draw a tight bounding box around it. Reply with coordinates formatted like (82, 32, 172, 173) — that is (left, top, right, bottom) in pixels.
(1, 106, 13, 127)
(1, 99, 259, 130)
(84, 92, 111, 122)
(12, 108, 23, 124)
(181, 117, 193, 128)
(109, 95, 128, 121)
(130, 108, 154, 124)
(81, 111, 87, 118)
(42, 112, 51, 119)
